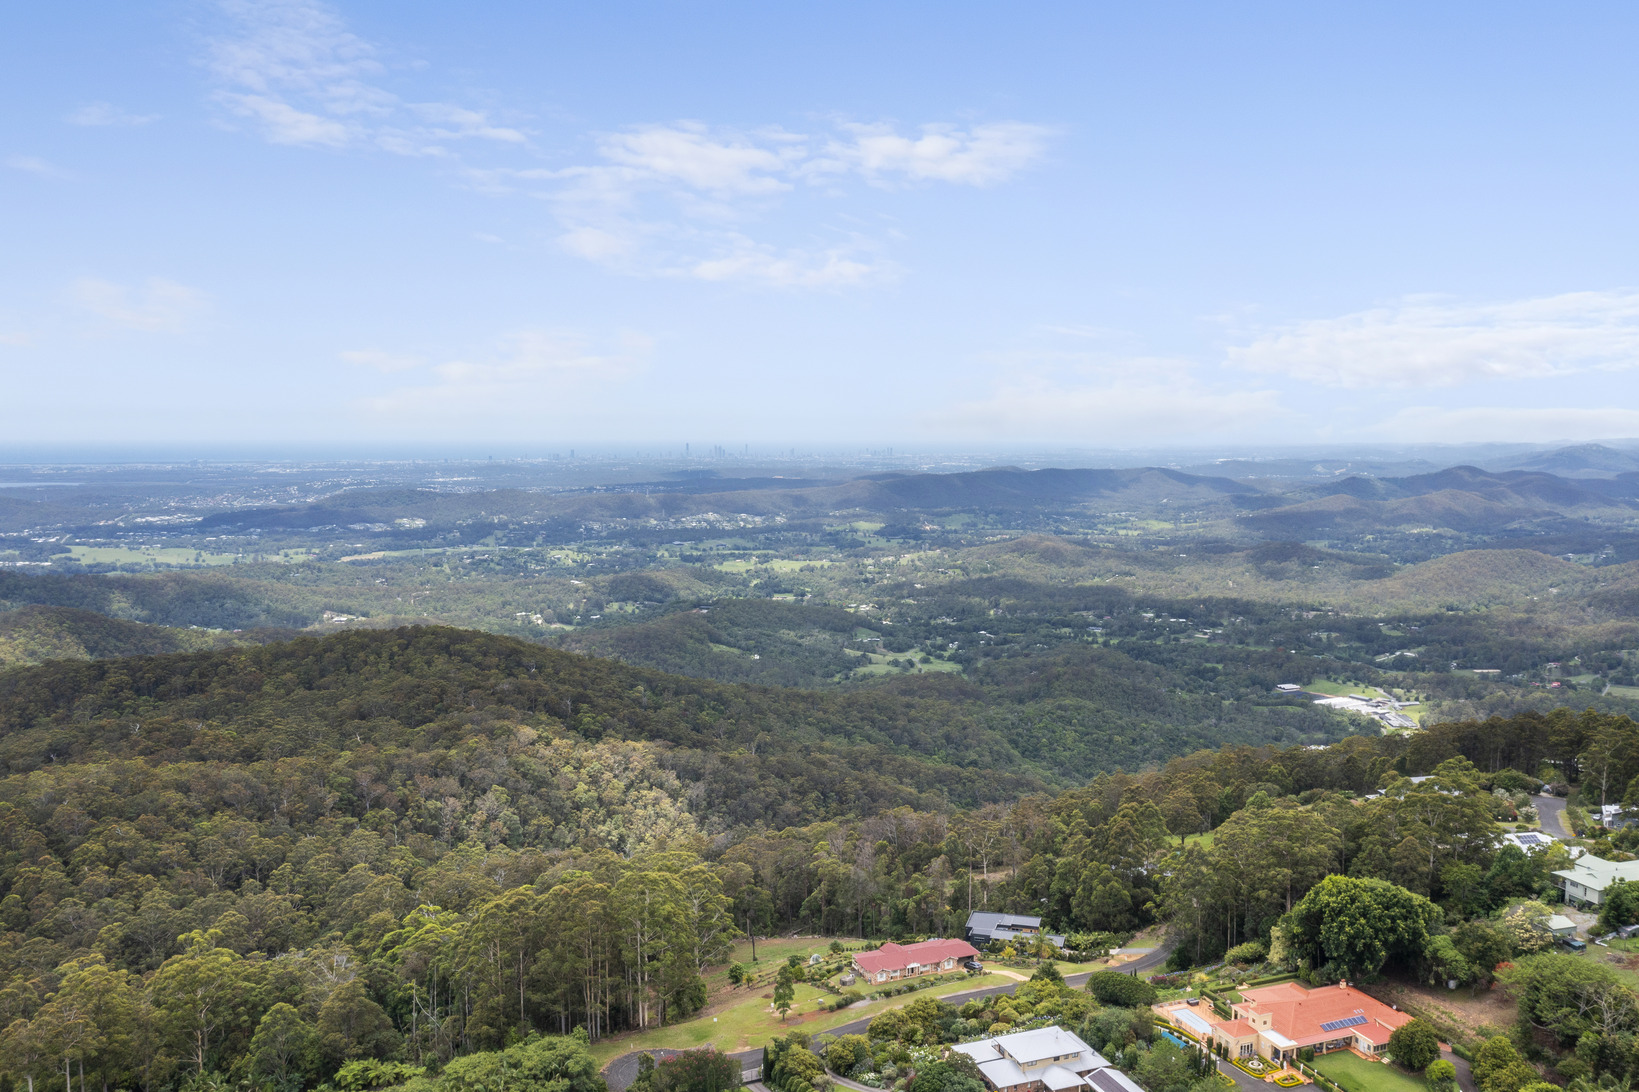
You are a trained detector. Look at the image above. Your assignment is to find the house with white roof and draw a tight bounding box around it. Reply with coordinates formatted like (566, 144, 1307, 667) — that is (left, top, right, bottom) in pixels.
(1501, 830, 1558, 853)
(1554, 854, 1639, 907)
(951, 1026, 1140, 1092)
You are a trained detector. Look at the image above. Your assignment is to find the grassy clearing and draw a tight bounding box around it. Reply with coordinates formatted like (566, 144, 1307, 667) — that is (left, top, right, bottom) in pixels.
(1311, 1051, 1427, 1092)
(589, 966, 1012, 1065)
(1182, 830, 1217, 850)
(66, 545, 301, 567)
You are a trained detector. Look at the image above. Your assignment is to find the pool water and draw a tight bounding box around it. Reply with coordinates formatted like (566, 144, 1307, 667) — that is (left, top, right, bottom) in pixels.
(1158, 1031, 1190, 1048)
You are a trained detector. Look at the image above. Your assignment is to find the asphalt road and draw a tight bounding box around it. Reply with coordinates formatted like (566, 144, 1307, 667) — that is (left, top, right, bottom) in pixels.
(1536, 792, 1571, 838)
(604, 940, 1178, 1090)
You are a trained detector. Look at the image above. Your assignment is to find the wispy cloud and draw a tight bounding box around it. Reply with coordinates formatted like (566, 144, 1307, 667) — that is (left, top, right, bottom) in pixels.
(810, 121, 1053, 187)
(72, 277, 205, 333)
(1228, 290, 1639, 388)
(6, 155, 72, 180)
(202, 3, 1048, 288)
(516, 119, 1045, 286)
(66, 102, 159, 127)
(206, 0, 524, 154)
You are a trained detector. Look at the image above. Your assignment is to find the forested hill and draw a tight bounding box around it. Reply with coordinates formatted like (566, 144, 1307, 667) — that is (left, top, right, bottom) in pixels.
(0, 625, 1353, 832)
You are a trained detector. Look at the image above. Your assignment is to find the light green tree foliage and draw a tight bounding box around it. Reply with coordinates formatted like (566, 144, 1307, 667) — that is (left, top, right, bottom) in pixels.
(1471, 1037, 1521, 1088)
(1425, 1059, 1458, 1092)
(249, 1003, 321, 1090)
(1423, 936, 1472, 987)
(150, 930, 252, 1074)
(1280, 875, 1441, 979)
(436, 1031, 605, 1092)
(1499, 901, 1558, 955)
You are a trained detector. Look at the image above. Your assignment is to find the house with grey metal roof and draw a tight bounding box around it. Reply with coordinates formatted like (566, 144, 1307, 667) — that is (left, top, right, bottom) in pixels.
(964, 912, 1066, 949)
(951, 1026, 1132, 1092)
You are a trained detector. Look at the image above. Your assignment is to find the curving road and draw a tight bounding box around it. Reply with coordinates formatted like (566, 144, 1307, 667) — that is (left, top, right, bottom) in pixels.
(604, 939, 1178, 1090)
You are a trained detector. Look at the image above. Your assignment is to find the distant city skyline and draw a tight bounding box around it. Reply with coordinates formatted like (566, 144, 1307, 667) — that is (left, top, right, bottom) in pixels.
(4, 2, 1639, 447)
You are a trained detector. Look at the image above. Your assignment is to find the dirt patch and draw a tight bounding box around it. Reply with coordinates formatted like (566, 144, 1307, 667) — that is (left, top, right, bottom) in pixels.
(1359, 976, 1515, 1047)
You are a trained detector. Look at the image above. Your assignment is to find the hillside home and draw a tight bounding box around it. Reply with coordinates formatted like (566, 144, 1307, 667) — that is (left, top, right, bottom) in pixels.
(952, 1026, 1141, 1092)
(851, 938, 978, 983)
(965, 912, 1068, 949)
(1555, 854, 1639, 907)
(1209, 981, 1411, 1064)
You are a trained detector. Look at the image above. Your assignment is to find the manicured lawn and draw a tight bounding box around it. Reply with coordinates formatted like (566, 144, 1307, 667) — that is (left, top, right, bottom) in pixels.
(1312, 1051, 1428, 1092)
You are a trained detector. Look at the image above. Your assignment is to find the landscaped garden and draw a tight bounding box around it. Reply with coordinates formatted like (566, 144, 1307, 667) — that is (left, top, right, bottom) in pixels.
(1311, 1051, 1430, 1092)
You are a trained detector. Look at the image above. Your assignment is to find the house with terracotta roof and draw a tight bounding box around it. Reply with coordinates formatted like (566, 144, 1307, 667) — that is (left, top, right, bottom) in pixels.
(1209, 981, 1411, 1065)
(852, 938, 979, 983)
(952, 1026, 1140, 1092)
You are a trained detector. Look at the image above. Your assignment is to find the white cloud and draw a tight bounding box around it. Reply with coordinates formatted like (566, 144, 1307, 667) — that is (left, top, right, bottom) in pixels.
(206, 0, 524, 154)
(596, 122, 802, 196)
(72, 278, 205, 333)
(528, 119, 1043, 286)
(6, 155, 72, 179)
(201, 3, 1047, 288)
(689, 238, 893, 288)
(812, 121, 1052, 187)
(1379, 405, 1639, 444)
(220, 93, 351, 146)
(340, 348, 422, 373)
(1228, 290, 1639, 388)
(67, 102, 159, 127)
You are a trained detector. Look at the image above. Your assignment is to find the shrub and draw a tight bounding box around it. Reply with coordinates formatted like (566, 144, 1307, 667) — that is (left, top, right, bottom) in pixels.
(1224, 941, 1267, 964)
(1388, 1019, 1441, 1071)
(1087, 971, 1158, 1007)
(1426, 1059, 1457, 1092)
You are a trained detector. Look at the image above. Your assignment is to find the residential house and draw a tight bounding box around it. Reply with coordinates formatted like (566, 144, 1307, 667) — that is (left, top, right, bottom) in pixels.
(965, 912, 1067, 949)
(1208, 981, 1411, 1065)
(952, 1026, 1141, 1092)
(1555, 854, 1639, 907)
(1501, 830, 1558, 853)
(851, 938, 978, 984)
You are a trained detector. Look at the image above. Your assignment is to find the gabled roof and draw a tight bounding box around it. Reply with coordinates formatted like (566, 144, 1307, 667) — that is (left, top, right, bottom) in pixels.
(853, 938, 978, 975)
(1554, 854, 1639, 891)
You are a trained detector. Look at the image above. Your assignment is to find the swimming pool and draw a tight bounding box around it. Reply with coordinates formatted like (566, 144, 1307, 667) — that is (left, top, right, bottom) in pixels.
(1159, 1030, 1190, 1048)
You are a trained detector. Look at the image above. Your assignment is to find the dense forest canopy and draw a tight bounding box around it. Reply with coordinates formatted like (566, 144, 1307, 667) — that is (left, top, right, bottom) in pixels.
(4, 615, 1639, 1092)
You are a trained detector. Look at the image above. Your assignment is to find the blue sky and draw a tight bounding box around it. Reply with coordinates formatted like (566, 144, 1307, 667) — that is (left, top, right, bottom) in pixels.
(4, 2, 1639, 451)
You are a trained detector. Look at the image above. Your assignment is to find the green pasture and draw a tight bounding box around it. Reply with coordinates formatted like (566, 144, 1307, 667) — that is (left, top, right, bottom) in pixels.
(66, 545, 288, 567)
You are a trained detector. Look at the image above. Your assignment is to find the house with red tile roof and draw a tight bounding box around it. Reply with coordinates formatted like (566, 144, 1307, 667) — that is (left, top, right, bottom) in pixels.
(1209, 981, 1411, 1064)
(852, 938, 979, 983)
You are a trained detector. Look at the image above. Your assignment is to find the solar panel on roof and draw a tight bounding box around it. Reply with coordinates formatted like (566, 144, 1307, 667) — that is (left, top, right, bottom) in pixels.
(1319, 1014, 1368, 1032)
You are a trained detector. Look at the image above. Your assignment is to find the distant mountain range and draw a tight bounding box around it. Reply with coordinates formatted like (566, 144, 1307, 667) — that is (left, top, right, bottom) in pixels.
(6, 443, 1639, 546)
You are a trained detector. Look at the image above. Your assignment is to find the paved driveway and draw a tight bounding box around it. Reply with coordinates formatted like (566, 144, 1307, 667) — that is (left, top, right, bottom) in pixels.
(1536, 793, 1571, 838)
